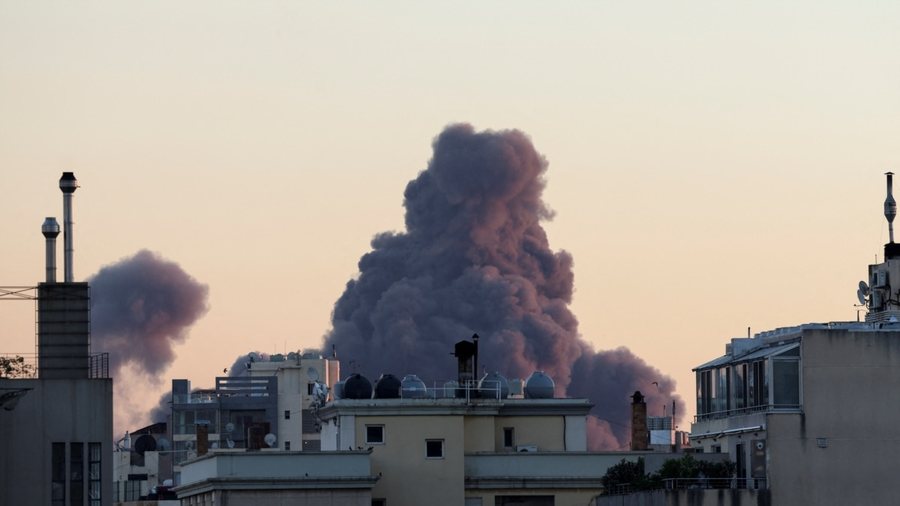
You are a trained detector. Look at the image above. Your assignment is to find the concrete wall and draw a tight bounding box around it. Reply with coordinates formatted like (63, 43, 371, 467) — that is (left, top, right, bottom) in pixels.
(766, 329, 900, 506)
(180, 489, 368, 506)
(465, 416, 495, 452)
(492, 416, 565, 451)
(0, 378, 113, 506)
(357, 415, 465, 506)
(179, 451, 372, 485)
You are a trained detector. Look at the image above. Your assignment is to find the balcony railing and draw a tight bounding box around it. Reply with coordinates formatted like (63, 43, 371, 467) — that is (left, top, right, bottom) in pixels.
(605, 477, 767, 496)
(694, 403, 800, 422)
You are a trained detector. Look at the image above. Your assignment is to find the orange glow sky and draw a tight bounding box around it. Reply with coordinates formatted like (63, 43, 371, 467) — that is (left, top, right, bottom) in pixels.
(1, 2, 898, 426)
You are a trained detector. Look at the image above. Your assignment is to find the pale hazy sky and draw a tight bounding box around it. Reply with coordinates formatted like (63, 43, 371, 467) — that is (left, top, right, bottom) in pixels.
(1, 2, 898, 423)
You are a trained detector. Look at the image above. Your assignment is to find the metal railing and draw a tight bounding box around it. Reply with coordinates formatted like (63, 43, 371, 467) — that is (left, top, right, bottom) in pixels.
(663, 477, 767, 491)
(694, 403, 800, 422)
(605, 477, 767, 496)
(89, 353, 109, 379)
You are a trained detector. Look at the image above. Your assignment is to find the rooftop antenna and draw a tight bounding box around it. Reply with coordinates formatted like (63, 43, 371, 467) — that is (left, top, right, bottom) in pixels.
(59, 172, 79, 282)
(885, 172, 896, 243)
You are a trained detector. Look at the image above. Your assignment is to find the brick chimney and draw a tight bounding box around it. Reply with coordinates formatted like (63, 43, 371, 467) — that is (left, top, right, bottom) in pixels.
(630, 390, 649, 451)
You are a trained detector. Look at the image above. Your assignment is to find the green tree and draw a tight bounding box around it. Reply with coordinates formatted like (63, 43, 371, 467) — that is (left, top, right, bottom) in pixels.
(601, 458, 655, 495)
(0, 356, 34, 378)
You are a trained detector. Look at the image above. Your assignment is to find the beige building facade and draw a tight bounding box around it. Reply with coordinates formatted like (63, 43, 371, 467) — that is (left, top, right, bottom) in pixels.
(318, 397, 597, 506)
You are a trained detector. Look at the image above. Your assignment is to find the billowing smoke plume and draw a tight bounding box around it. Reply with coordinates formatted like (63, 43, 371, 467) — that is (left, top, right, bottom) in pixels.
(90, 249, 209, 377)
(323, 124, 683, 449)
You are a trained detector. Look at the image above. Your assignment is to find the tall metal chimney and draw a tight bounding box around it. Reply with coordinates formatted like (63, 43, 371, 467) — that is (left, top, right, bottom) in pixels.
(41, 217, 60, 283)
(885, 172, 896, 244)
(59, 172, 79, 282)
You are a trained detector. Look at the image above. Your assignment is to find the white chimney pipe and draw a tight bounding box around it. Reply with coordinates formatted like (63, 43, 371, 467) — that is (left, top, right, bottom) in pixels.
(59, 172, 79, 283)
(41, 217, 60, 283)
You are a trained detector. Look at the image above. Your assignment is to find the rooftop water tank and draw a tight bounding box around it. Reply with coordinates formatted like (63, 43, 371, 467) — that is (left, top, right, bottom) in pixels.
(441, 380, 459, 398)
(373, 373, 401, 399)
(332, 380, 345, 400)
(524, 371, 555, 399)
(343, 373, 373, 399)
(478, 371, 510, 399)
(401, 374, 428, 399)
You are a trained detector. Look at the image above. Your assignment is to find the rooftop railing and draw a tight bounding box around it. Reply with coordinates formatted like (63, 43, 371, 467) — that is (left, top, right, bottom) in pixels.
(694, 403, 800, 422)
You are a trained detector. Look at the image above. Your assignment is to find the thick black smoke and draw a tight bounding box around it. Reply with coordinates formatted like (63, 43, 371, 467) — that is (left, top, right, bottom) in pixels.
(90, 249, 210, 377)
(322, 124, 683, 449)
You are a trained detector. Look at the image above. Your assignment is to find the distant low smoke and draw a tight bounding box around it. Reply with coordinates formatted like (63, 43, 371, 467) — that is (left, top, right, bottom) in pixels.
(90, 249, 209, 377)
(322, 124, 683, 449)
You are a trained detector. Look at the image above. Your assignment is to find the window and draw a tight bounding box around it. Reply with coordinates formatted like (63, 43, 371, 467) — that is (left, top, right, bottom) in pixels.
(52, 442, 65, 506)
(284, 441, 291, 451)
(284, 410, 291, 420)
(426, 439, 444, 459)
(308, 383, 315, 395)
(70, 442, 84, 505)
(372, 499, 386, 506)
(89, 442, 101, 506)
(503, 427, 515, 448)
(366, 425, 384, 444)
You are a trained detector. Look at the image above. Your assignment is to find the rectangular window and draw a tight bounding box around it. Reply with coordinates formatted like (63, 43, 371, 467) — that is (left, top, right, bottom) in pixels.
(284, 441, 291, 451)
(503, 427, 515, 448)
(52, 442, 65, 506)
(308, 383, 315, 395)
(773, 359, 800, 407)
(70, 442, 84, 505)
(426, 439, 444, 459)
(89, 442, 101, 505)
(284, 410, 291, 420)
(372, 499, 386, 506)
(366, 425, 384, 444)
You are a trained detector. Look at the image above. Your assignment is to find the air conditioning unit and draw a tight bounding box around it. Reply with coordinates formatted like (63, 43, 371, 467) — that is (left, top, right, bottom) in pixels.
(516, 445, 538, 453)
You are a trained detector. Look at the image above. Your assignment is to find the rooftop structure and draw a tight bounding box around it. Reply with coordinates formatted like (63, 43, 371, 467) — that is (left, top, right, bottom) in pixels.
(689, 172, 900, 505)
(0, 173, 113, 506)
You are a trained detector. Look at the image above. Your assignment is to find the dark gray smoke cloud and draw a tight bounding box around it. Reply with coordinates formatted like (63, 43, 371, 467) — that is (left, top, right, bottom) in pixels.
(322, 124, 683, 449)
(148, 391, 172, 425)
(90, 249, 209, 377)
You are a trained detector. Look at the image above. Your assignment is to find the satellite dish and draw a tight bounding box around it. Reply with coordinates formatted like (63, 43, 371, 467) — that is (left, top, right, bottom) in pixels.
(860, 280, 870, 295)
(185, 441, 194, 451)
(225, 422, 235, 433)
(307, 367, 319, 381)
(857, 288, 867, 305)
(264, 433, 277, 447)
(210, 441, 219, 449)
(157, 438, 171, 451)
(226, 439, 235, 449)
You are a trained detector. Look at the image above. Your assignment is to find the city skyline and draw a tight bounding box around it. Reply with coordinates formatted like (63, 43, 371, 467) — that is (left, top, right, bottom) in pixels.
(1, 2, 898, 431)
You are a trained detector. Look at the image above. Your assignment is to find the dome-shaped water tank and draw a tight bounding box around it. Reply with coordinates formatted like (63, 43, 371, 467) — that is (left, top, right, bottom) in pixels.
(524, 371, 555, 399)
(441, 380, 459, 398)
(343, 373, 373, 399)
(333, 380, 345, 400)
(478, 371, 510, 399)
(401, 374, 427, 398)
(373, 373, 401, 399)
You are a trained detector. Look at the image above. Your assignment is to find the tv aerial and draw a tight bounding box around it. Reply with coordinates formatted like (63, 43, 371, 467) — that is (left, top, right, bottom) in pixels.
(264, 433, 277, 447)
